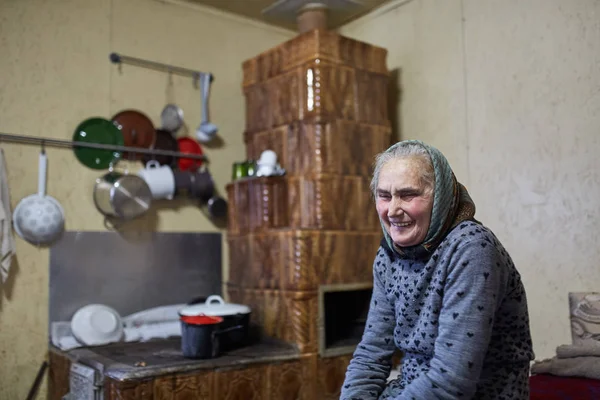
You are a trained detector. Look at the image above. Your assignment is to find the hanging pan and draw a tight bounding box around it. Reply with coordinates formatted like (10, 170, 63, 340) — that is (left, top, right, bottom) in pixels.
(111, 110, 156, 161)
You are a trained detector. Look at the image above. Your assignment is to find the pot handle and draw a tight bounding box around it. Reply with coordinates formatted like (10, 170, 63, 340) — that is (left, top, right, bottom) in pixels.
(38, 150, 47, 197)
(103, 216, 124, 231)
(215, 325, 244, 335)
(205, 295, 225, 305)
(146, 160, 160, 169)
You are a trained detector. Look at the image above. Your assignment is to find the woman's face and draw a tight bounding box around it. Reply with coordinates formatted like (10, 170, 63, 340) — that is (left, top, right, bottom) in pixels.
(375, 157, 434, 248)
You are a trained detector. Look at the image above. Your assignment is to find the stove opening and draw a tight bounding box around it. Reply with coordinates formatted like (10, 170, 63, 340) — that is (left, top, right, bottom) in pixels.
(319, 284, 373, 357)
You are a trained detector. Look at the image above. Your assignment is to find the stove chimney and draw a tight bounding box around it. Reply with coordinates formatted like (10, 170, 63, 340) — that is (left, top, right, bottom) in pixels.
(296, 3, 328, 33)
(262, 0, 365, 32)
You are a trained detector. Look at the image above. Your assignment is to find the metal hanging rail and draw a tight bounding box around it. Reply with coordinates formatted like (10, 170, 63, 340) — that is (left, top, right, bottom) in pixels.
(109, 52, 214, 83)
(0, 132, 208, 161)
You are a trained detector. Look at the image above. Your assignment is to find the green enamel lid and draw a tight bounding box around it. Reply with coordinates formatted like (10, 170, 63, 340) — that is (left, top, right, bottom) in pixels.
(73, 117, 123, 169)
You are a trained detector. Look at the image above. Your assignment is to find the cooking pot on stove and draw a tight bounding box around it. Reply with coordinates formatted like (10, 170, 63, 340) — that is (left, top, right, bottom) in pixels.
(180, 315, 244, 359)
(179, 295, 251, 351)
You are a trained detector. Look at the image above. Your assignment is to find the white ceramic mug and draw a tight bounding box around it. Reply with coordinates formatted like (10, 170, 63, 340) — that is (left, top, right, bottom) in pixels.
(256, 150, 278, 177)
(137, 161, 175, 200)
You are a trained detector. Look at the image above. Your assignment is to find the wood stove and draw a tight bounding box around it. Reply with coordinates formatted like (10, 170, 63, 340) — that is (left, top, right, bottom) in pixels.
(225, 6, 391, 397)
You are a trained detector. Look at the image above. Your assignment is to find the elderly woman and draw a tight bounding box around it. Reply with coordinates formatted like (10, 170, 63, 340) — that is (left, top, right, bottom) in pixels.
(341, 140, 534, 400)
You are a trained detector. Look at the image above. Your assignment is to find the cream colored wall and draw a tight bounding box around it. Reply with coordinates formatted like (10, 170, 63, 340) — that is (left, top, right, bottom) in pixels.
(341, 0, 600, 360)
(0, 0, 293, 397)
(341, 0, 470, 183)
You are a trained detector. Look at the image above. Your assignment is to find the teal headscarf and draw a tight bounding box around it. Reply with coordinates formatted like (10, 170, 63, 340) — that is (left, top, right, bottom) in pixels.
(379, 140, 476, 257)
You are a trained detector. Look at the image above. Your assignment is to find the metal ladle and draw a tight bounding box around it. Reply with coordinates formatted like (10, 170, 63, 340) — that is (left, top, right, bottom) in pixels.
(195, 73, 218, 143)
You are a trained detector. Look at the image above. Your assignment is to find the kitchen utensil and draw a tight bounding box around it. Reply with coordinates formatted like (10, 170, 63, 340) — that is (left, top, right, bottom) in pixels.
(13, 150, 65, 245)
(137, 160, 175, 200)
(207, 195, 227, 219)
(180, 315, 245, 359)
(173, 169, 215, 201)
(122, 304, 186, 328)
(73, 117, 123, 170)
(123, 320, 181, 342)
(180, 315, 244, 359)
(71, 304, 124, 346)
(179, 295, 250, 351)
(111, 110, 156, 160)
(160, 104, 184, 133)
(141, 129, 178, 166)
(180, 315, 222, 359)
(93, 169, 152, 219)
(195, 73, 218, 143)
(190, 169, 215, 202)
(176, 137, 204, 171)
(173, 170, 192, 197)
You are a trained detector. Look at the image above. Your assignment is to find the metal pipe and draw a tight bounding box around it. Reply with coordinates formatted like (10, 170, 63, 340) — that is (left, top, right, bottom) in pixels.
(0, 132, 208, 161)
(109, 52, 213, 82)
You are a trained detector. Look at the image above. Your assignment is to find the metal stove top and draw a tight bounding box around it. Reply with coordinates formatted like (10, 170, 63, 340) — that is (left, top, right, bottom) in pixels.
(54, 336, 299, 381)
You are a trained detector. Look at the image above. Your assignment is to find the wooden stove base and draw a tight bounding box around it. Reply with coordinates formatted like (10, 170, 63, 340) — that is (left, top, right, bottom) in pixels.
(227, 230, 380, 292)
(49, 350, 352, 400)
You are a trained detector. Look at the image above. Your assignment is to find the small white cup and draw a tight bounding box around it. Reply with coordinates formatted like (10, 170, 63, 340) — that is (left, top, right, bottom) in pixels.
(137, 161, 175, 200)
(258, 150, 277, 167)
(256, 150, 278, 177)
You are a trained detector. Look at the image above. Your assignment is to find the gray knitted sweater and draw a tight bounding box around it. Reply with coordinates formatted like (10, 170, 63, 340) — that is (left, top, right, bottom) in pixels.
(341, 221, 534, 400)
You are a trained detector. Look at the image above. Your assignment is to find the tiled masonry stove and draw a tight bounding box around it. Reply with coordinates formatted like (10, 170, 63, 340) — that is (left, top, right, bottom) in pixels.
(226, 2, 392, 397)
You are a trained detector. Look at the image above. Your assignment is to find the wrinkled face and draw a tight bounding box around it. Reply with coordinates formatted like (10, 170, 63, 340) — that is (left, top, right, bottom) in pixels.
(375, 157, 434, 248)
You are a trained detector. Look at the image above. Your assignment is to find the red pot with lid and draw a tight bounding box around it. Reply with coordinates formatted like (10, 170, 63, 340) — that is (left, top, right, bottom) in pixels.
(180, 315, 227, 359)
(179, 295, 251, 352)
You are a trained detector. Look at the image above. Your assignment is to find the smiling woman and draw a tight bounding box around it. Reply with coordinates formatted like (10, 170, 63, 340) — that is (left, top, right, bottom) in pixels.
(340, 140, 535, 400)
(374, 156, 434, 247)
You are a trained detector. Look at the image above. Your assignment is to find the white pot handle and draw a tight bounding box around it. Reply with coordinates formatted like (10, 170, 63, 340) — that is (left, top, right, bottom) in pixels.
(38, 151, 47, 196)
(205, 295, 224, 305)
(146, 160, 160, 169)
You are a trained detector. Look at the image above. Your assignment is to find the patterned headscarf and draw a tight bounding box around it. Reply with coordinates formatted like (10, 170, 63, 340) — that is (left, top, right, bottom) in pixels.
(379, 140, 477, 258)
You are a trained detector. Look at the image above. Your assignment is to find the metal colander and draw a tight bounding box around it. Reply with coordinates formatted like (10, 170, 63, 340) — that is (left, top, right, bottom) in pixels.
(13, 150, 65, 245)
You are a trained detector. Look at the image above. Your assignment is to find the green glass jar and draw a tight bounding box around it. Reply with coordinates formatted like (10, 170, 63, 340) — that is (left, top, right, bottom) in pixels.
(246, 160, 256, 177)
(232, 162, 248, 181)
